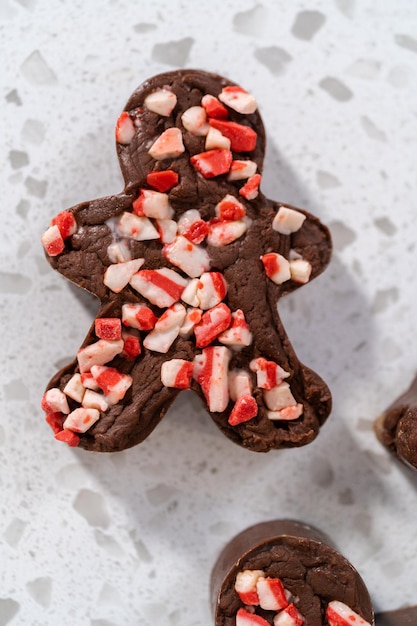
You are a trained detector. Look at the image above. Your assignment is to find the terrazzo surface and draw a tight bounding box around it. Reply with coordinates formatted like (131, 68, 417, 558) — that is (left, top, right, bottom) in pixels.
(1, 1, 417, 624)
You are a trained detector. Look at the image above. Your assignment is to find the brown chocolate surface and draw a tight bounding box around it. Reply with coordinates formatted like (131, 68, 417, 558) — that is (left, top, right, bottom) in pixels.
(211, 520, 374, 626)
(375, 606, 417, 626)
(374, 372, 417, 470)
(43, 69, 332, 452)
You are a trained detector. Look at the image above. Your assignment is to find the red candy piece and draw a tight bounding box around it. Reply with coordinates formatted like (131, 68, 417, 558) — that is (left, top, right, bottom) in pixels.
(236, 608, 269, 626)
(216, 195, 246, 221)
(229, 394, 258, 426)
(115, 111, 135, 145)
(51, 210, 77, 239)
(276, 603, 305, 626)
(190, 149, 233, 178)
(183, 220, 209, 244)
(174, 361, 194, 389)
(45, 412, 64, 434)
(95, 318, 122, 341)
(209, 119, 257, 152)
(201, 94, 229, 119)
(121, 332, 141, 360)
(54, 429, 80, 447)
(257, 577, 289, 611)
(146, 169, 179, 192)
(41, 225, 64, 257)
(239, 174, 262, 200)
(91, 366, 125, 396)
(194, 303, 232, 348)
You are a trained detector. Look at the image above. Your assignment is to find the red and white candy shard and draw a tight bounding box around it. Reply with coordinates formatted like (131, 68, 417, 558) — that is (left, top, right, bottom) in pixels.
(41, 388, 70, 414)
(273, 604, 305, 626)
(107, 239, 132, 263)
(80, 372, 99, 391)
(193, 346, 231, 412)
(218, 85, 257, 114)
(215, 194, 246, 221)
(257, 577, 289, 612)
(181, 278, 200, 307)
(218, 309, 253, 348)
(117, 212, 159, 241)
(143, 303, 186, 353)
(51, 211, 77, 239)
(227, 159, 257, 181)
(201, 94, 229, 119)
(82, 389, 109, 412)
(115, 111, 136, 145)
(146, 169, 179, 192)
(267, 404, 303, 421)
(121, 303, 157, 331)
(41, 224, 64, 257)
(130, 268, 188, 308)
(132, 189, 174, 220)
(249, 358, 289, 390)
(207, 218, 249, 247)
(121, 331, 141, 360)
(63, 407, 100, 433)
(229, 394, 258, 426)
(160, 358, 194, 389)
(195, 272, 227, 309)
(236, 608, 270, 626)
(205, 126, 231, 150)
(90, 365, 133, 405)
(239, 174, 262, 200)
(235, 569, 264, 605)
(144, 88, 177, 116)
(289, 259, 312, 284)
(163, 235, 210, 278)
(272, 206, 306, 235)
(194, 303, 232, 348)
(63, 373, 85, 403)
(156, 218, 178, 243)
(261, 253, 291, 285)
(228, 368, 253, 401)
(104, 258, 145, 293)
(179, 307, 203, 338)
(148, 127, 185, 160)
(181, 106, 209, 136)
(55, 429, 80, 446)
(77, 339, 124, 373)
(208, 119, 257, 152)
(326, 601, 372, 626)
(177, 210, 206, 241)
(263, 382, 297, 411)
(190, 149, 233, 178)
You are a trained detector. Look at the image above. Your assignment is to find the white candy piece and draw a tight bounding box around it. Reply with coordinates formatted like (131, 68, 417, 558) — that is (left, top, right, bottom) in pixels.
(143, 303, 186, 353)
(235, 569, 264, 603)
(163, 235, 210, 278)
(181, 106, 209, 136)
(272, 206, 306, 235)
(218, 310, 253, 348)
(267, 404, 304, 421)
(207, 219, 248, 246)
(77, 339, 124, 373)
(160, 358, 192, 388)
(179, 307, 203, 338)
(107, 240, 132, 263)
(227, 160, 257, 181)
(80, 373, 100, 391)
(115, 112, 136, 145)
(289, 258, 312, 284)
(103, 258, 145, 293)
(215, 194, 246, 220)
(193, 346, 231, 412)
(41, 224, 64, 256)
(228, 369, 253, 402)
(82, 389, 109, 412)
(205, 126, 231, 150)
(256, 578, 289, 612)
(261, 253, 291, 285)
(263, 382, 297, 411)
(250, 358, 289, 389)
(177, 209, 202, 236)
(130, 267, 189, 308)
(181, 278, 200, 307)
(63, 373, 85, 403)
(144, 88, 177, 116)
(134, 189, 173, 220)
(196, 272, 227, 310)
(327, 600, 372, 626)
(63, 407, 100, 433)
(117, 212, 159, 241)
(156, 218, 178, 243)
(42, 388, 70, 414)
(90, 365, 133, 405)
(218, 86, 257, 114)
(148, 128, 185, 160)
(273, 604, 304, 626)
(121, 303, 155, 330)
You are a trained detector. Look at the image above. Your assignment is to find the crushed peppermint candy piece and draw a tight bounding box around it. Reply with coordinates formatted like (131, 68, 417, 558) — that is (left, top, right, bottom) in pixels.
(144, 88, 177, 116)
(121, 303, 157, 330)
(82, 389, 109, 412)
(228, 369, 253, 401)
(163, 235, 210, 278)
(132, 189, 173, 220)
(196, 272, 227, 310)
(177, 210, 209, 244)
(229, 394, 258, 426)
(218, 85, 257, 114)
(236, 608, 269, 626)
(205, 126, 231, 151)
(45, 412, 64, 434)
(104, 258, 145, 293)
(63, 407, 100, 433)
(107, 239, 132, 263)
(63, 373, 85, 403)
(207, 218, 249, 247)
(41, 388, 70, 414)
(249, 358, 289, 390)
(51, 210, 77, 239)
(326, 601, 372, 626)
(235, 569, 264, 605)
(261, 253, 291, 285)
(181, 106, 209, 136)
(148, 127, 185, 160)
(227, 159, 257, 181)
(115, 111, 136, 145)
(77, 339, 124, 373)
(267, 404, 303, 421)
(257, 577, 289, 612)
(156, 218, 178, 244)
(190, 149, 233, 178)
(90, 365, 133, 405)
(272, 206, 306, 235)
(181, 278, 200, 307)
(201, 94, 228, 119)
(239, 174, 262, 200)
(209, 119, 257, 152)
(130, 268, 188, 308)
(194, 302, 232, 348)
(117, 212, 159, 241)
(121, 331, 141, 360)
(41, 224, 64, 257)
(178, 307, 203, 338)
(161, 358, 194, 389)
(80, 372, 99, 391)
(263, 382, 297, 411)
(273, 603, 305, 626)
(146, 169, 179, 192)
(218, 309, 252, 348)
(143, 302, 186, 353)
(289, 259, 312, 284)
(95, 318, 122, 341)
(193, 345, 231, 412)
(54, 429, 80, 447)
(215, 194, 246, 221)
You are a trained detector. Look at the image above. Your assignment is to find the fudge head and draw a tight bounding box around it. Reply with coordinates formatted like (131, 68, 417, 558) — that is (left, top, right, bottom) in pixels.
(41, 69, 332, 453)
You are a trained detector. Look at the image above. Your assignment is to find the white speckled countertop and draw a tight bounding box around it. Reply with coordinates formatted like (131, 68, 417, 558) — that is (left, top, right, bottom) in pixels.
(1, 1, 417, 624)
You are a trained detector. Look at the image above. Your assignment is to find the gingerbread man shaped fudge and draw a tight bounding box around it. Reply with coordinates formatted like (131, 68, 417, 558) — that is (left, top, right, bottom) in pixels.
(41, 69, 332, 453)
